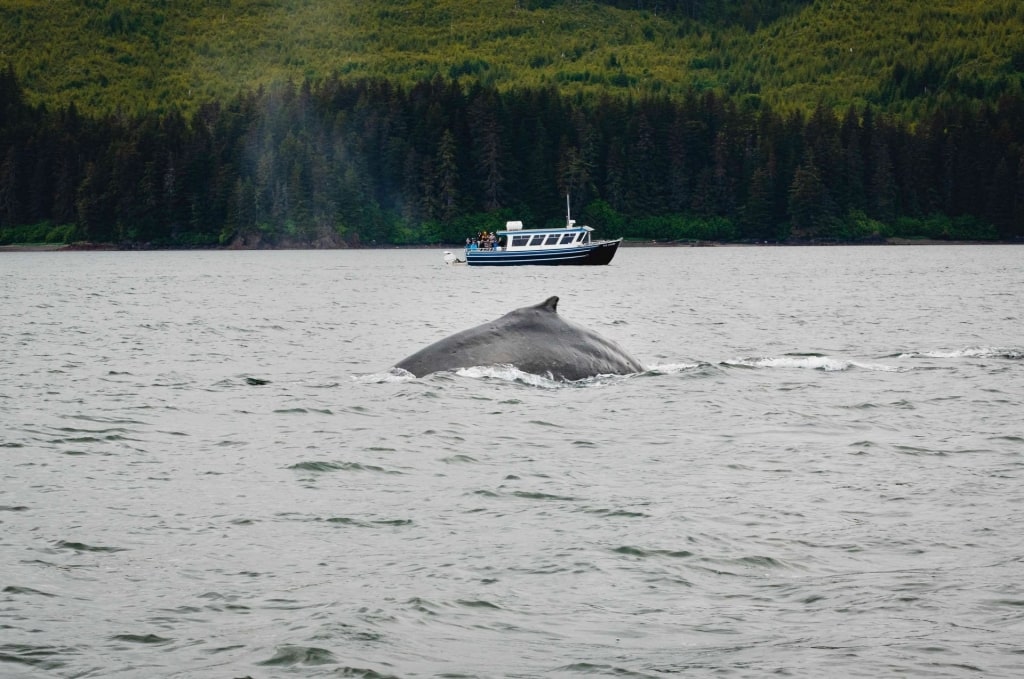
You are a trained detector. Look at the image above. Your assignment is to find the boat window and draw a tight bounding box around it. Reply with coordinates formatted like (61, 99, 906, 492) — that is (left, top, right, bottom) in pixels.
(511, 235, 531, 247)
(544, 234, 560, 246)
(560, 233, 576, 245)
(528, 235, 545, 246)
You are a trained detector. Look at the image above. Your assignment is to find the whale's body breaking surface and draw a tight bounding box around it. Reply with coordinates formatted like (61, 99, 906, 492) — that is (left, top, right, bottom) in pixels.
(393, 296, 644, 381)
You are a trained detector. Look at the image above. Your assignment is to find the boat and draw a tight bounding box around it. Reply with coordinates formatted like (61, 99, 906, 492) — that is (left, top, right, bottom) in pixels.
(462, 198, 622, 266)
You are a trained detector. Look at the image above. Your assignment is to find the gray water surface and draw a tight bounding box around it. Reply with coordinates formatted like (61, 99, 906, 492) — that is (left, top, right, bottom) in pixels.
(1, 246, 1022, 677)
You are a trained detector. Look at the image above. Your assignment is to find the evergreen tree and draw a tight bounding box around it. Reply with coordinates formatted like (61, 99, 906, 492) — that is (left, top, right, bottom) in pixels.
(434, 129, 460, 223)
(468, 88, 507, 210)
(741, 165, 774, 240)
(1015, 152, 1024, 238)
(867, 138, 897, 224)
(788, 153, 837, 238)
(838, 105, 865, 212)
(0, 145, 23, 228)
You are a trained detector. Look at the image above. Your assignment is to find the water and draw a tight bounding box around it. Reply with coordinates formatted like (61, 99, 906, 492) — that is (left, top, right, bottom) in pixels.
(1, 245, 1022, 678)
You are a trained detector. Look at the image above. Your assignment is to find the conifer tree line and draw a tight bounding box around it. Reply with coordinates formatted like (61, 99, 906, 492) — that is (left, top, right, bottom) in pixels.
(1, 67, 1022, 247)
(585, 0, 811, 28)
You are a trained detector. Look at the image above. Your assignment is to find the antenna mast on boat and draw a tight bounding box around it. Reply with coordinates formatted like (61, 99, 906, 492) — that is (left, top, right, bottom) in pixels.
(566, 194, 574, 227)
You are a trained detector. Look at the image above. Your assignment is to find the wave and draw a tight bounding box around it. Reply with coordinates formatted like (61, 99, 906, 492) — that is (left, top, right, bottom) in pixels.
(256, 645, 336, 667)
(456, 364, 564, 387)
(352, 363, 568, 387)
(288, 460, 401, 475)
(355, 365, 641, 387)
(722, 354, 901, 372)
(643, 362, 703, 375)
(897, 346, 1023, 360)
(351, 367, 419, 384)
(357, 363, 704, 387)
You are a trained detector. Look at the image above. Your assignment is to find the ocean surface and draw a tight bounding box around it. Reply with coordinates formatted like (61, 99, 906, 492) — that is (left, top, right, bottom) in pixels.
(1, 245, 1022, 678)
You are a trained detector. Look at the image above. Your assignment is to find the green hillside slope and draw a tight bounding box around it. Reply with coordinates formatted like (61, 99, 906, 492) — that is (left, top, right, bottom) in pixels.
(3, 0, 1023, 117)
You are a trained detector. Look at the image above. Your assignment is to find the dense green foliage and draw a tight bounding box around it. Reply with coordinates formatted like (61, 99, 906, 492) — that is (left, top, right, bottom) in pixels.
(2, 70, 1021, 248)
(2, 0, 1022, 118)
(2, 1, 1023, 246)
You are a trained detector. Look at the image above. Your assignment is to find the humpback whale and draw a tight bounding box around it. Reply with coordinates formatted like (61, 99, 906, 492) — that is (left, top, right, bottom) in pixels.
(393, 296, 644, 381)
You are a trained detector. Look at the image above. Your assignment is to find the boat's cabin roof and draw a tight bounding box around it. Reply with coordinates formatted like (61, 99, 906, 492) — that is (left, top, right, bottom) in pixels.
(501, 218, 594, 236)
(497, 226, 594, 237)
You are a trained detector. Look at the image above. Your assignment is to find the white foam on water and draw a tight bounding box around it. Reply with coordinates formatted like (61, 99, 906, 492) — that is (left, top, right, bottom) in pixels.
(456, 364, 559, 387)
(724, 355, 901, 372)
(352, 367, 418, 383)
(899, 346, 1023, 360)
(644, 362, 702, 375)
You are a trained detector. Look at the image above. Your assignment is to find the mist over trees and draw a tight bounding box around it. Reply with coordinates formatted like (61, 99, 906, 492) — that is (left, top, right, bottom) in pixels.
(2, 69, 1022, 247)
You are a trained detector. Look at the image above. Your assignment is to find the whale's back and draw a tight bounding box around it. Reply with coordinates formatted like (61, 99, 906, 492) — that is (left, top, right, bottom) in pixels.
(393, 296, 643, 381)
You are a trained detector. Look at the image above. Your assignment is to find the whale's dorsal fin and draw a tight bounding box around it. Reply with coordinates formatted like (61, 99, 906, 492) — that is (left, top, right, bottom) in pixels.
(537, 296, 559, 313)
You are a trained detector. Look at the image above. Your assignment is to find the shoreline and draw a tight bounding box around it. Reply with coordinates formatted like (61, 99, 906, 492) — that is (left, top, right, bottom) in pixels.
(0, 243, 120, 252)
(2, 238, 1020, 253)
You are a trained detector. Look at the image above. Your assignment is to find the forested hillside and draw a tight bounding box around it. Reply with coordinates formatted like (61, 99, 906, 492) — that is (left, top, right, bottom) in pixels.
(1, 0, 1023, 247)
(3, 70, 1022, 248)
(2, 0, 1022, 117)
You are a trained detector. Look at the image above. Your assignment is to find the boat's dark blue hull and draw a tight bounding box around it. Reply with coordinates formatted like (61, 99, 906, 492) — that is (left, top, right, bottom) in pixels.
(466, 239, 621, 266)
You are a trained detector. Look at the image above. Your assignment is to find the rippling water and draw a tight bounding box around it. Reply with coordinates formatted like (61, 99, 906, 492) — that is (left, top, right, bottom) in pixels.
(2, 246, 1023, 678)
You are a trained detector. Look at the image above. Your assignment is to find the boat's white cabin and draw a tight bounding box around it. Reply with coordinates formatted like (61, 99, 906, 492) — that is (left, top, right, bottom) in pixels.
(498, 227, 594, 250)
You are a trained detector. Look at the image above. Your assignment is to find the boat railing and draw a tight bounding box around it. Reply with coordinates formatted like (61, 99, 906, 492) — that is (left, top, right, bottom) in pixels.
(465, 241, 501, 251)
